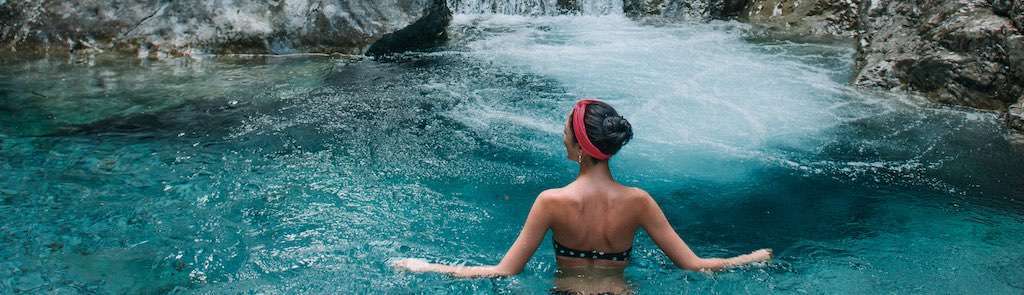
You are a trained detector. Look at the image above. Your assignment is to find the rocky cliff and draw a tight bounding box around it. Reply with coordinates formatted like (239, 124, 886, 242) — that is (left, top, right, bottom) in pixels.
(0, 0, 451, 56)
(854, 0, 1023, 111)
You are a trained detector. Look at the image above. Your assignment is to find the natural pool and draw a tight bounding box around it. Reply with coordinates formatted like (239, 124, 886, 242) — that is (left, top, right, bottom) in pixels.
(1, 14, 1023, 294)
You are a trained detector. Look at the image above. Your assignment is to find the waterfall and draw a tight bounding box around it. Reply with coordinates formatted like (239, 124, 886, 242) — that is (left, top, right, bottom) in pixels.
(448, 0, 624, 15)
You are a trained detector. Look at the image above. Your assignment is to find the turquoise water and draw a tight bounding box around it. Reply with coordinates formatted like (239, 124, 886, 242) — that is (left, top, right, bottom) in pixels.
(2, 15, 1024, 294)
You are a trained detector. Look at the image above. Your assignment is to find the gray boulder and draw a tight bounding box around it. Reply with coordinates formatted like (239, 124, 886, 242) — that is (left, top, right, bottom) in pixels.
(854, 0, 1023, 110)
(0, 0, 451, 56)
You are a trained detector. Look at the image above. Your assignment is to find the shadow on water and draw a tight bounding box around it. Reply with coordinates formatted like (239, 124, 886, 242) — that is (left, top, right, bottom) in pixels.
(657, 172, 888, 253)
(808, 106, 1024, 211)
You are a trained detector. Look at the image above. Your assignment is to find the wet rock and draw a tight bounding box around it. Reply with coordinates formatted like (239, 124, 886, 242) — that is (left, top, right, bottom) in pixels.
(625, 0, 667, 17)
(558, 0, 581, 14)
(626, 0, 849, 24)
(624, 0, 747, 19)
(367, 0, 452, 56)
(0, 0, 451, 56)
(1005, 99, 1024, 131)
(1012, 0, 1024, 29)
(742, 0, 860, 39)
(854, 0, 1024, 110)
(993, 0, 1013, 16)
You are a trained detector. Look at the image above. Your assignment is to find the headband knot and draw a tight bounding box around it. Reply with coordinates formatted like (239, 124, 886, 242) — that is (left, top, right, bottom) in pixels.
(573, 99, 611, 161)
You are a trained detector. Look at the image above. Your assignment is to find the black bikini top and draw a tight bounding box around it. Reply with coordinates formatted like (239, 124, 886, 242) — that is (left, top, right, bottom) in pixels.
(553, 239, 632, 261)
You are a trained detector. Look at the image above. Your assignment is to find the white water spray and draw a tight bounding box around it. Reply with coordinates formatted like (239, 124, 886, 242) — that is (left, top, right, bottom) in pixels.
(448, 0, 624, 15)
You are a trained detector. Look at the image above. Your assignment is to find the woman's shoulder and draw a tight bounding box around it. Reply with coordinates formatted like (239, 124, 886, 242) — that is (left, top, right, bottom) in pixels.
(535, 185, 651, 204)
(620, 186, 652, 200)
(535, 187, 589, 207)
(536, 187, 571, 201)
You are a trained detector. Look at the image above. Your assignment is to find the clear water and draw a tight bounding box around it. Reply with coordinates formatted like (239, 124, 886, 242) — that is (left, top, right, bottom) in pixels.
(2, 15, 1024, 294)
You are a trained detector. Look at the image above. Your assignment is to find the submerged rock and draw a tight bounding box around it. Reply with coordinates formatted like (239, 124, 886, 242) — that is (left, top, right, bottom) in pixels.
(0, 0, 451, 56)
(853, 0, 1024, 110)
(14, 273, 45, 292)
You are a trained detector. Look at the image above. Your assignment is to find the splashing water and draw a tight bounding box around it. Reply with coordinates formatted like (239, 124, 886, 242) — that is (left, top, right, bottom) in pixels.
(449, 0, 624, 15)
(1, 14, 1023, 294)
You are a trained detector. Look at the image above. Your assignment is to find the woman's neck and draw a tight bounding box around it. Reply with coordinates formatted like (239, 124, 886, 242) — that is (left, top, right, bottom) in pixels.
(577, 160, 614, 182)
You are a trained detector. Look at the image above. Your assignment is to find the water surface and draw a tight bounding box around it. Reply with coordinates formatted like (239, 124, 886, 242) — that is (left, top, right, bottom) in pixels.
(1, 15, 1023, 294)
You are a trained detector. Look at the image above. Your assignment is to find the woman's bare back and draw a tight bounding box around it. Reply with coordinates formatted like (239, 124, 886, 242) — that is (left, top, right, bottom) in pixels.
(544, 180, 647, 268)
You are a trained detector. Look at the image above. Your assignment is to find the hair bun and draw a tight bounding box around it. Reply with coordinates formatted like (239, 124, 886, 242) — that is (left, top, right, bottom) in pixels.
(578, 101, 632, 157)
(603, 116, 631, 133)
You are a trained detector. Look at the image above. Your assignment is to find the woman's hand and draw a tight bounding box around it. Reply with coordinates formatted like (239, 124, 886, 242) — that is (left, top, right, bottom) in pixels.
(391, 258, 435, 273)
(749, 249, 773, 262)
(733, 248, 772, 266)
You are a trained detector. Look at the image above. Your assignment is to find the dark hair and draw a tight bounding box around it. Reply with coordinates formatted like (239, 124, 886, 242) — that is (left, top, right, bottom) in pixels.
(571, 101, 633, 158)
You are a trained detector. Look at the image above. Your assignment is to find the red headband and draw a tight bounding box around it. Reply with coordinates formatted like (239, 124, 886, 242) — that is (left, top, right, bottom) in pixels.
(573, 99, 611, 160)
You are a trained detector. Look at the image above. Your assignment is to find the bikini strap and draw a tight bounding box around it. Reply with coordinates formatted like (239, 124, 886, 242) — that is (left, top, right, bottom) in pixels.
(553, 239, 631, 261)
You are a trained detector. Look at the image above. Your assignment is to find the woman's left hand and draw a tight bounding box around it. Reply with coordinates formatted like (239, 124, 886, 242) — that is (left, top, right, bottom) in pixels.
(391, 258, 434, 272)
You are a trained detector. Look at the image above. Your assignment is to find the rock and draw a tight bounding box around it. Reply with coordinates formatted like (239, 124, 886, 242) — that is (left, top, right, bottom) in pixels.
(1006, 98, 1024, 131)
(0, 0, 451, 56)
(625, 0, 852, 34)
(558, 0, 581, 14)
(629, 0, 859, 38)
(854, 0, 1024, 110)
(1013, 0, 1024, 29)
(366, 0, 452, 56)
(624, 0, 667, 16)
(624, 0, 747, 19)
(742, 0, 861, 39)
(993, 0, 1013, 16)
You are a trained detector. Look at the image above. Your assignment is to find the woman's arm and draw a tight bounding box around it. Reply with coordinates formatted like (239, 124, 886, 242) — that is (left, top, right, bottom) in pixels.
(637, 191, 771, 272)
(392, 192, 553, 278)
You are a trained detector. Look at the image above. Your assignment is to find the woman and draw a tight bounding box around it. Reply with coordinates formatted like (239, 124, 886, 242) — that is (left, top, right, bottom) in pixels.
(393, 99, 772, 292)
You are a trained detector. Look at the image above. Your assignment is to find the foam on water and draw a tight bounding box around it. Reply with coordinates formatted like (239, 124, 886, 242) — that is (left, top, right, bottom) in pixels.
(450, 15, 885, 186)
(449, 0, 623, 15)
(454, 15, 845, 147)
